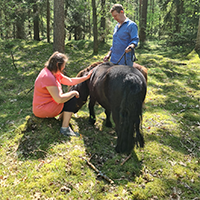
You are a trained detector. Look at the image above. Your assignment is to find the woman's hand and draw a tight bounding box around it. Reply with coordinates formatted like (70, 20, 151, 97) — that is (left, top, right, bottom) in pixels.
(86, 69, 93, 79)
(61, 69, 93, 86)
(73, 90, 79, 98)
(46, 86, 80, 103)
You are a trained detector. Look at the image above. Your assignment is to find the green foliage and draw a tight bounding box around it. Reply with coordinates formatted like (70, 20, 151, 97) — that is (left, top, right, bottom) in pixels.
(158, 0, 199, 44)
(65, 0, 89, 39)
(1, 0, 199, 46)
(0, 39, 200, 199)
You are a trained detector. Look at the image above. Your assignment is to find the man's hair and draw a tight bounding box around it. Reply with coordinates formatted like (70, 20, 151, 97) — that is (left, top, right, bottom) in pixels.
(45, 51, 68, 73)
(110, 4, 124, 13)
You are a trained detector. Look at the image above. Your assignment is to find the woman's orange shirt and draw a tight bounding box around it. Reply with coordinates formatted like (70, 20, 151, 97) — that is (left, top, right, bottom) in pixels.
(32, 67, 64, 118)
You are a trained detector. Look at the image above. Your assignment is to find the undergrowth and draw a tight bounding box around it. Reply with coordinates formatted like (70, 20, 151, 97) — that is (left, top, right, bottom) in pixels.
(0, 39, 199, 200)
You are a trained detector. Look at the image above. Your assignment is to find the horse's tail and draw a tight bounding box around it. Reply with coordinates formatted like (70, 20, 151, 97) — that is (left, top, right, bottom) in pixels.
(115, 75, 145, 154)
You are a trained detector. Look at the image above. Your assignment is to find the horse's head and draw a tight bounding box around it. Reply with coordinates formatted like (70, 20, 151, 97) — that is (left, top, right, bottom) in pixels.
(69, 81, 89, 113)
(69, 61, 103, 113)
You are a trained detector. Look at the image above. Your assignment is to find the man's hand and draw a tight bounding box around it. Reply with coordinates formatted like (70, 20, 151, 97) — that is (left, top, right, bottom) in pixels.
(103, 55, 110, 62)
(103, 51, 111, 62)
(125, 44, 135, 53)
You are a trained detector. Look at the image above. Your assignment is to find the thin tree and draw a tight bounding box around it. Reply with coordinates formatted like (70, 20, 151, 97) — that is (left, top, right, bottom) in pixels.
(139, 0, 148, 45)
(195, 15, 200, 53)
(14, 0, 26, 39)
(149, 0, 154, 36)
(47, 0, 50, 43)
(28, 7, 32, 39)
(33, 1, 40, 41)
(53, 0, 65, 53)
(92, 0, 98, 54)
(100, 0, 106, 43)
(15, 12, 26, 39)
(175, 0, 184, 33)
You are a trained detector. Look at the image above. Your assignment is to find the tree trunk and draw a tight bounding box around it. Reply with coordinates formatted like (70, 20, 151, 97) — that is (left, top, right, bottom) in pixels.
(47, 0, 50, 43)
(88, 11, 91, 39)
(175, 0, 183, 33)
(33, 2, 40, 41)
(0, 9, 3, 38)
(149, 0, 154, 36)
(16, 15, 25, 39)
(53, 0, 65, 53)
(134, 0, 139, 22)
(28, 8, 32, 39)
(139, 0, 142, 30)
(92, 0, 98, 54)
(74, 25, 82, 40)
(100, 0, 106, 43)
(139, 0, 148, 45)
(195, 16, 200, 53)
(13, 24, 16, 39)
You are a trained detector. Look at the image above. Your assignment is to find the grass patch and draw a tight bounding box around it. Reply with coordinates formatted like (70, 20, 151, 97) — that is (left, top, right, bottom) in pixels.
(0, 39, 199, 199)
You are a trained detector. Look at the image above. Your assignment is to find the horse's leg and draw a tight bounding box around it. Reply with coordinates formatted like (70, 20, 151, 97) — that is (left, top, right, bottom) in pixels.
(88, 97, 96, 125)
(105, 109, 112, 127)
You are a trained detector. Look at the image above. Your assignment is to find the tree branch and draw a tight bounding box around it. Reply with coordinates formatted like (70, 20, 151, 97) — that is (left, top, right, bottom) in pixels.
(10, 51, 18, 70)
(79, 156, 114, 184)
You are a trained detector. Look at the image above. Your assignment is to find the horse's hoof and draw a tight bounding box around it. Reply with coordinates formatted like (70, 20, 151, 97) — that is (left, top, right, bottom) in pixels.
(115, 146, 120, 153)
(105, 121, 112, 128)
(115, 145, 132, 154)
(89, 118, 95, 125)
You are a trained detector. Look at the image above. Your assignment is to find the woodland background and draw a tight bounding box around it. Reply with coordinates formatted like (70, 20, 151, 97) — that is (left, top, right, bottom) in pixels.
(0, 0, 200, 199)
(0, 0, 200, 53)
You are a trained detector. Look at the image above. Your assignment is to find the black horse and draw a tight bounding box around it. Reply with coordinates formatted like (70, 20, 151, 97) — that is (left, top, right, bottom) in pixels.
(70, 62, 147, 154)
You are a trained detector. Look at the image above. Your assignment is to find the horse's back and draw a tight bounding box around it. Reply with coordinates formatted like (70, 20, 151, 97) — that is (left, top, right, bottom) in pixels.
(109, 64, 145, 81)
(90, 63, 147, 116)
(106, 64, 146, 99)
(133, 63, 148, 82)
(91, 63, 146, 101)
(91, 62, 114, 82)
(106, 65, 146, 153)
(93, 63, 146, 85)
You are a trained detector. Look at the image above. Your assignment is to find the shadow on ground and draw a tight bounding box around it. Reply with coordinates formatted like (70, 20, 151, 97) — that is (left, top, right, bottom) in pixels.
(17, 112, 143, 183)
(17, 114, 70, 159)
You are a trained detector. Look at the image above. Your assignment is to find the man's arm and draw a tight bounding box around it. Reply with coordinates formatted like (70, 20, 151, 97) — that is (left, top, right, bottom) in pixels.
(103, 50, 112, 62)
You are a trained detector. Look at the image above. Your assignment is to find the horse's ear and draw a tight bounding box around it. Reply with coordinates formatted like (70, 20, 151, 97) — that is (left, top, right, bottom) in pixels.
(77, 70, 85, 77)
(88, 61, 103, 70)
(77, 61, 103, 77)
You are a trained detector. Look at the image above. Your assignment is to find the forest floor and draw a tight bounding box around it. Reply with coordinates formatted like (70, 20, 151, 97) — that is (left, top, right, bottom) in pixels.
(0, 39, 200, 200)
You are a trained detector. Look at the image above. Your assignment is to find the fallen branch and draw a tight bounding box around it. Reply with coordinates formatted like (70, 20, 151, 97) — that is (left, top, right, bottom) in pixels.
(79, 156, 114, 184)
(63, 179, 82, 195)
(121, 153, 132, 166)
(10, 51, 18, 70)
(26, 86, 34, 94)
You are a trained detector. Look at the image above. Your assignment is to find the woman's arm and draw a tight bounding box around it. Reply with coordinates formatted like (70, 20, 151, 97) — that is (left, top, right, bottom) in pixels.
(46, 86, 79, 104)
(61, 70, 93, 85)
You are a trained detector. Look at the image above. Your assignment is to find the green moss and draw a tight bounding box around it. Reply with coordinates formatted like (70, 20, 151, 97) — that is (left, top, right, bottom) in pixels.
(0, 39, 199, 199)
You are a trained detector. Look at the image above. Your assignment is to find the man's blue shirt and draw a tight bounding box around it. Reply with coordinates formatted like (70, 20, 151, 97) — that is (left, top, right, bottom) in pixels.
(110, 18, 139, 66)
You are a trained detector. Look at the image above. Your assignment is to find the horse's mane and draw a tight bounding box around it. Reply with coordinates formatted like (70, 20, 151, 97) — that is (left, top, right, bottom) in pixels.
(76, 61, 103, 77)
(69, 62, 104, 91)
